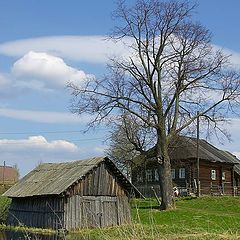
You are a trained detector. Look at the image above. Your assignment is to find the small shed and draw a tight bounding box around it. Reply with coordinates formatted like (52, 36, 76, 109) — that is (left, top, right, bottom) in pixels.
(3, 157, 138, 230)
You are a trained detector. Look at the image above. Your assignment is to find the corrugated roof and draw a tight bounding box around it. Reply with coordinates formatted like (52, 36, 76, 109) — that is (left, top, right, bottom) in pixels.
(235, 165, 240, 175)
(169, 136, 240, 165)
(3, 156, 142, 198)
(3, 157, 106, 198)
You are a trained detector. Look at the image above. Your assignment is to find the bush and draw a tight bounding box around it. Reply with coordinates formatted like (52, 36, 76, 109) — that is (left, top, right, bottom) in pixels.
(0, 196, 11, 223)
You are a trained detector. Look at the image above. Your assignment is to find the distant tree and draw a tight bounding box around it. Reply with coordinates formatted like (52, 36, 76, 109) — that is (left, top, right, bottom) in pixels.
(69, 0, 240, 210)
(106, 113, 155, 178)
(12, 164, 20, 181)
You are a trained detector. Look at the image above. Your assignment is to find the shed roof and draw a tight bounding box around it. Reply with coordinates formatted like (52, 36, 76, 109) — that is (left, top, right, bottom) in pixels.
(3, 157, 140, 198)
(169, 136, 240, 165)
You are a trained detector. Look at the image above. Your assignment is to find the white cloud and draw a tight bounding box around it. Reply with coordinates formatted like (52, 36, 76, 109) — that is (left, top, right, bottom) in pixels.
(0, 73, 10, 88)
(0, 136, 81, 176)
(93, 146, 106, 154)
(12, 51, 93, 90)
(0, 135, 78, 152)
(212, 44, 240, 69)
(0, 73, 14, 96)
(0, 36, 131, 63)
(0, 107, 93, 124)
(0, 136, 108, 176)
(211, 117, 240, 156)
(0, 36, 239, 67)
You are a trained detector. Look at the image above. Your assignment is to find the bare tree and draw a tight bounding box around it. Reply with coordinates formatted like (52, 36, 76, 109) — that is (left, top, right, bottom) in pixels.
(69, 0, 240, 210)
(106, 113, 156, 177)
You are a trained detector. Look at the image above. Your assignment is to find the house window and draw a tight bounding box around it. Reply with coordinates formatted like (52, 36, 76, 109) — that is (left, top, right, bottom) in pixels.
(137, 172, 143, 182)
(222, 171, 226, 181)
(154, 169, 159, 181)
(146, 169, 152, 182)
(179, 168, 185, 179)
(171, 169, 176, 179)
(211, 169, 216, 180)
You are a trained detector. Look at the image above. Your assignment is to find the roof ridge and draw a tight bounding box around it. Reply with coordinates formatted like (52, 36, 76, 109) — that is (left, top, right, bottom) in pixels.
(3, 156, 107, 198)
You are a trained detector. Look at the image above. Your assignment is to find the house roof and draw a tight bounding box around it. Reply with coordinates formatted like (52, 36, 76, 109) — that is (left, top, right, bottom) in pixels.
(0, 166, 18, 183)
(232, 153, 240, 175)
(168, 136, 239, 165)
(3, 156, 141, 198)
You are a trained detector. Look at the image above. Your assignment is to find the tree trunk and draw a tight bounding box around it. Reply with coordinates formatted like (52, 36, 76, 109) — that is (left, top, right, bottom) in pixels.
(158, 146, 174, 210)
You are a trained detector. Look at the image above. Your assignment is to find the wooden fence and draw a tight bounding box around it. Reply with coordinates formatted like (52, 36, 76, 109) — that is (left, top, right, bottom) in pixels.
(135, 184, 240, 197)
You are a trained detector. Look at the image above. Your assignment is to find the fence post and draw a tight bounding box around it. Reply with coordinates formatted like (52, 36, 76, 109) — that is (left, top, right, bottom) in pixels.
(222, 183, 224, 195)
(233, 186, 237, 197)
(199, 181, 201, 196)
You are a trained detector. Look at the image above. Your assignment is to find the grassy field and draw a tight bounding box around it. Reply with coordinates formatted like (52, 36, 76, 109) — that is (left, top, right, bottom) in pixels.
(1, 195, 240, 239)
(68, 196, 240, 240)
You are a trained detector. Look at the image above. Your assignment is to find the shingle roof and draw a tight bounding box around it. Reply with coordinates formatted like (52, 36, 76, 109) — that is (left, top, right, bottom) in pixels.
(169, 136, 240, 165)
(3, 156, 141, 198)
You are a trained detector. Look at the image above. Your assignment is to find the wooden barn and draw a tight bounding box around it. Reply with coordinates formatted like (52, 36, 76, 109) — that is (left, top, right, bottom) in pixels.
(3, 157, 139, 230)
(132, 136, 240, 197)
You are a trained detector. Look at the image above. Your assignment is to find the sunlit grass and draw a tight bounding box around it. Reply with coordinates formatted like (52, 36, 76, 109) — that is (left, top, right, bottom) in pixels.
(1, 196, 240, 239)
(131, 196, 240, 232)
(69, 196, 240, 239)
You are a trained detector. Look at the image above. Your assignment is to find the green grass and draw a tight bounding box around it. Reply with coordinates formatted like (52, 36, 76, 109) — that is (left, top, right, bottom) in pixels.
(132, 196, 240, 232)
(1, 196, 240, 239)
(69, 196, 240, 240)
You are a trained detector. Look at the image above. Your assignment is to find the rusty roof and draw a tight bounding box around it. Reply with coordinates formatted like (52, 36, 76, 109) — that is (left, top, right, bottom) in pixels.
(3, 156, 141, 198)
(0, 166, 18, 183)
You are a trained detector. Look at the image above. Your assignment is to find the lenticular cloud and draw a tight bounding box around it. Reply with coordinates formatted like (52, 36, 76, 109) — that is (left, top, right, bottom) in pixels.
(0, 36, 131, 63)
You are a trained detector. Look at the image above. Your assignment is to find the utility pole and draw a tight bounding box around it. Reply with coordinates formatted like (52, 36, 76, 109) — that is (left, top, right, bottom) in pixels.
(196, 112, 200, 197)
(3, 161, 5, 188)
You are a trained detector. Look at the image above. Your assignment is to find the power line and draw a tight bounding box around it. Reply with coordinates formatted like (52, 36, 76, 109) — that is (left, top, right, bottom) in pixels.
(0, 137, 105, 145)
(0, 129, 107, 135)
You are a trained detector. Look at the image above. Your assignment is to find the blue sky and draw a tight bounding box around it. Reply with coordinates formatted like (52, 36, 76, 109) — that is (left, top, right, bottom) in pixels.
(0, 0, 239, 176)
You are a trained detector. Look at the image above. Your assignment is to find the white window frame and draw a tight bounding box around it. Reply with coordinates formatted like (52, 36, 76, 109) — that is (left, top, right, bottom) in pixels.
(146, 169, 152, 182)
(179, 168, 186, 179)
(211, 169, 216, 180)
(222, 171, 226, 181)
(171, 169, 176, 179)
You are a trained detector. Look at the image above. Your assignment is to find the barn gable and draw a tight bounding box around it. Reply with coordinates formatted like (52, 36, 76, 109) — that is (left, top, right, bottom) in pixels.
(3, 156, 137, 198)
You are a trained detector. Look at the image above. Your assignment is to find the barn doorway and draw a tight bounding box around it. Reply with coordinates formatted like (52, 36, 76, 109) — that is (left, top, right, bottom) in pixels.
(65, 196, 121, 229)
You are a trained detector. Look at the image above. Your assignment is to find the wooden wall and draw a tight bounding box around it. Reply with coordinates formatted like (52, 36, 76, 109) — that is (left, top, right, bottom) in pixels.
(198, 161, 233, 195)
(7, 196, 64, 229)
(64, 195, 131, 230)
(131, 160, 192, 197)
(7, 162, 132, 230)
(63, 161, 131, 230)
(132, 159, 235, 197)
(66, 162, 127, 197)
